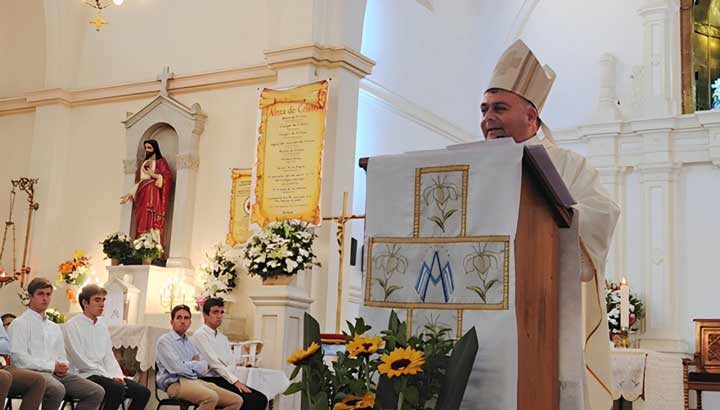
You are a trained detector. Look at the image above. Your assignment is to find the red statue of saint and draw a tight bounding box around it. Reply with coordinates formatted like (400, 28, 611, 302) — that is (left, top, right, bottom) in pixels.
(121, 139, 173, 251)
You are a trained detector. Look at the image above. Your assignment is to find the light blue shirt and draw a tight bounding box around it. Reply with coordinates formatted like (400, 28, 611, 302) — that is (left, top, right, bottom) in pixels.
(0, 325, 10, 355)
(155, 330, 208, 391)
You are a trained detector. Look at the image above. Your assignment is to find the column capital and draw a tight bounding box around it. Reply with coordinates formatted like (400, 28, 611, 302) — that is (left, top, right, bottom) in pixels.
(264, 44, 375, 78)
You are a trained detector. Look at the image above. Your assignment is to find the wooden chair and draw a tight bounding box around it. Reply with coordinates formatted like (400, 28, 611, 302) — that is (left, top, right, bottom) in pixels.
(684, 319, 720, 410)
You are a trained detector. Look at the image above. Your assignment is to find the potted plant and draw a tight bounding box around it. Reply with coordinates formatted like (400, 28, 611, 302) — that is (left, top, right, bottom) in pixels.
(284, 312, 478, 410)
(196, 243, 241, 309)
(243, 220, 320, 285)
(101, 232, 132, 265)
(132, 229, 163, 265)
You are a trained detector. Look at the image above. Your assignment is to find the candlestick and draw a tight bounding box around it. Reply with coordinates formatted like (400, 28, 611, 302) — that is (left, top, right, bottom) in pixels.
(620, 277, 630, 330)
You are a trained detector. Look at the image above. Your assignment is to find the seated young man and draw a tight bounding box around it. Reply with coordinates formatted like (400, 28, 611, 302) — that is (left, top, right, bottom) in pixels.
(63, 284, 151, 410)
(8, 277, 104, 410)
(191, 298, 268, 410)
(0, 321, 47, 410)
(156, 304, 244, 410)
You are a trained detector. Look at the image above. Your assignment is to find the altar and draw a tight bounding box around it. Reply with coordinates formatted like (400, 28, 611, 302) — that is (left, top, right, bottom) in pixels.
(610, 348, 684, 410)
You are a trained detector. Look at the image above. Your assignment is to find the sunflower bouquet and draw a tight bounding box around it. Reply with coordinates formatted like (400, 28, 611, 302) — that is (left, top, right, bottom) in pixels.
(285, 312, 478, 410)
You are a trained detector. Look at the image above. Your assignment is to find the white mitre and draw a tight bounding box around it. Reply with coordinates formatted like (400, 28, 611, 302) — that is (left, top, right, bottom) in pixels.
(486, 39, 556, 114)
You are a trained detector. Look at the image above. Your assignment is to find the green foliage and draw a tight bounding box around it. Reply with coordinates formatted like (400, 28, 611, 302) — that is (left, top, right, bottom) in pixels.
(286, 312, 478, 410)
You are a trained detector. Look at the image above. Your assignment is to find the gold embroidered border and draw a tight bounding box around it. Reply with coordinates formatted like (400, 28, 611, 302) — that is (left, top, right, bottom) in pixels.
(406, 308, 414, 339)
(364, 236, 510, 310)
(457, 309, 464, 339)
(226, 168, 252, 246)
(413, 165, 469, 237)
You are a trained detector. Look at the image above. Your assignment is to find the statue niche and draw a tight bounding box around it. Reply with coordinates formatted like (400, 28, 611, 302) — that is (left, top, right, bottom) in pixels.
(121, 125, 178, 259)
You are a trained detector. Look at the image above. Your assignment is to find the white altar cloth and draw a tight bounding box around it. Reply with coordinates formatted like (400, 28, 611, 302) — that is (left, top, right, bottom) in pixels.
(610, 348, 683, 410)
(109, 324, 168, 371)
(231, 366, 290, 400)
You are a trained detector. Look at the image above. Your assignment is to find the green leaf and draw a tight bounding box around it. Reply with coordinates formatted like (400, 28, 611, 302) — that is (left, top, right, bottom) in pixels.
(466, 286, 487, 303)
(283, 382, 304, 396)
(304, 313, 321, 347)
(443, 209, 458, 221)
(310, 392, 329, 410)
(429, 216, 446, 231)
(436, 327, 479, 410)
(485, 279, 498, 292)
(376, 375, 397, 409)
(384, 285, 402, 300)
(404, 385, 419, 404)
(289, 365, 301, 380)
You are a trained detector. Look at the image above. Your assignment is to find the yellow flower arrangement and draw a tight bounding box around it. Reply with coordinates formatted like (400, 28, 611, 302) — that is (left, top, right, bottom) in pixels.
(287, 342, 320, 365)
(378, 346, 426, 379)
(355, 392, 375, 410)
(346, 335, 382, 357)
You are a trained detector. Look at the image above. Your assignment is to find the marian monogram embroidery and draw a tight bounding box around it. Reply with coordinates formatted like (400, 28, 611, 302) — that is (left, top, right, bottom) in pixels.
(364, 237, 509, 310)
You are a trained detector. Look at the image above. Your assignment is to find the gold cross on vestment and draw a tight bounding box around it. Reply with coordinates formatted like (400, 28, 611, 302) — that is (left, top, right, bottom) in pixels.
(322, 192, 365, 333)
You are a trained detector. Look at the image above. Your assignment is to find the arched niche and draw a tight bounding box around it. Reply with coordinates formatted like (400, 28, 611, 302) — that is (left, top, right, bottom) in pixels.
(121, 95, 206, 269)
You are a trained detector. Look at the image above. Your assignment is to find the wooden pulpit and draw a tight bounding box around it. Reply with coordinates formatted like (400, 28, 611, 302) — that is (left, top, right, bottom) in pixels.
(360, 144, 575, 410)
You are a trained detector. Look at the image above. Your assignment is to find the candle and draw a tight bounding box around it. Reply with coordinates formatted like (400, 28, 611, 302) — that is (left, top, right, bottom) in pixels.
(620, 277, 630, 329)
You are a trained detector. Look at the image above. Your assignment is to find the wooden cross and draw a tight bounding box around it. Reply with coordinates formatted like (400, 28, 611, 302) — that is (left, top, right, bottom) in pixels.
(322, 192, 365, 333)
(157, 66, 174, 97)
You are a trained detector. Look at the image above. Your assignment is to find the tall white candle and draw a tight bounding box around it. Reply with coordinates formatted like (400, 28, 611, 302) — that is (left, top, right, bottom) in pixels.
(620, 277, 630, 329)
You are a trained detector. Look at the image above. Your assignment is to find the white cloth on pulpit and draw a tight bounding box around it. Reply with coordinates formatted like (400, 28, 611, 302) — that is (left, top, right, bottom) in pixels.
(362, 139, 523, 410)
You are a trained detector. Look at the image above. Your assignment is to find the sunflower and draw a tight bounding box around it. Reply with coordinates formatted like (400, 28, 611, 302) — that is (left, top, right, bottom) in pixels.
(346, 335, 382, 357)
(287, 342, 320, 365)
(377, 347, 425, 378)
(355, 392, 375, 410)
(332, 392, 375, 410)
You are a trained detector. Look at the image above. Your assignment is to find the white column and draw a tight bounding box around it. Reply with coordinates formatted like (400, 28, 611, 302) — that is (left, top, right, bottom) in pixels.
(262, 0, 373, 333)
(584, 125, 625, 281)
(249, 285, 313, 410)
(593, 53, 623, 123)
(637, 0, 680, 117)
(634, 126, 685, 351)
(166, 152, 199, 268)
(26, 105, 74, 310)
(596, 165, 628, 282)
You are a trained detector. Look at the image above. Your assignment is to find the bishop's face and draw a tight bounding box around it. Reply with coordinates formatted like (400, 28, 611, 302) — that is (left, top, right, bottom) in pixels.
(480, 89, 538, 143)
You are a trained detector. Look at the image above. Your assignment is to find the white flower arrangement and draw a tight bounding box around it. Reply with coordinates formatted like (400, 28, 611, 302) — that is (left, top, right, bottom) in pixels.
(133, 229, 163, 261)
(101, 232, 133, 261)
(605, 280, 645, 334)
(197, 244, 241, 306)
(243, 220, 320, 280)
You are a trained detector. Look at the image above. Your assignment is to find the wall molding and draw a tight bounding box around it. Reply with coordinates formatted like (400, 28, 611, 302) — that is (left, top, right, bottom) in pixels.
(0, 44, 375, 117)
(359, 78, 477, 144)
(264, 44, 375, 78)
(554, 112, 720, 168)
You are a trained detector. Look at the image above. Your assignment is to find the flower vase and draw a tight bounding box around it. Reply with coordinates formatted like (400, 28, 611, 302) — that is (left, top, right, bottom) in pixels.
(262, 275, 293, 285)
(110, 258, 120, 266)
(142, 258, 153, 265)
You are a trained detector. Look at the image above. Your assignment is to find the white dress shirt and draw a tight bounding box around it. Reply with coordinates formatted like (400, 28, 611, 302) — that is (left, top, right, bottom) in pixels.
(63, 314, 124, 378)
(7, 309, 68, 372)
(191, 324, 239, 384)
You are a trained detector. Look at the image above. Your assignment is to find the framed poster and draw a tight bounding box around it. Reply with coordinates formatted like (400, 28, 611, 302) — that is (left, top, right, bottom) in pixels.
(252, 80, 328, 226)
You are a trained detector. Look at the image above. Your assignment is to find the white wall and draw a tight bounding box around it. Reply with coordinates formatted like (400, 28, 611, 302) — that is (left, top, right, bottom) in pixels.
(361, 0, 645, 134)
(0, 0, 45, 97)
(71, 0, 267, 89)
